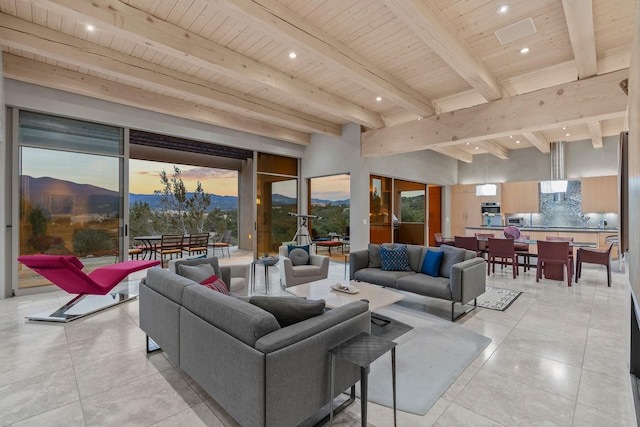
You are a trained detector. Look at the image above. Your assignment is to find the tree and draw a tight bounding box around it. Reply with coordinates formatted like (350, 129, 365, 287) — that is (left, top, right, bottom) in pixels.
(156, 166, 189, 233)
(186, 181, 212, 232)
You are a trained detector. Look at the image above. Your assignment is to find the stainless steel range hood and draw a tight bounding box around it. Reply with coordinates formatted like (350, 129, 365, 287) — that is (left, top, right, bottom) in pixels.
(540, 141, 568, 193)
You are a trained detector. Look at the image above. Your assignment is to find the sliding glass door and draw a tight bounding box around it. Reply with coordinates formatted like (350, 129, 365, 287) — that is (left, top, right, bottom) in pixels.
(16, 112, 124, 291)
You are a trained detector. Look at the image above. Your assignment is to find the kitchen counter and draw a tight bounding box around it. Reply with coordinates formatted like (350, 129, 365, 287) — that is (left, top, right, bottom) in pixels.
(467, 226, 618, 233)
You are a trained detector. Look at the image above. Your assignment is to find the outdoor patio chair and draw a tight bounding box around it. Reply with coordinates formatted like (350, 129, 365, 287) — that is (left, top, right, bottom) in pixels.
(17, 255, 159, 322)
(210, 230, 232, 258)
(183, 233, 210, 256)
(157, 234, 185, 265)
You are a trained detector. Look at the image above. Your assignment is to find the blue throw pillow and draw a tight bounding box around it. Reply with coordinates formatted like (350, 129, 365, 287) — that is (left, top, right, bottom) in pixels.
(421, 250, 443, 277)
(380, 244, 411, 271)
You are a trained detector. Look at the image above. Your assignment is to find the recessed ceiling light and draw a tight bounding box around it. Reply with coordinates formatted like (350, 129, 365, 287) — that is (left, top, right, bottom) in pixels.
(496, 4, 510, 14)
(520, 47, 530, 54)
(86, 24, 95, 32)
(376, 96, 382, 102)
(565, 133, 571, 137)
(466, 142, 470, 145)
(288, 52, 297, 59)
(516, 140, 521, 144)
(475, 146, 479, 150)
(509, 135, 513, 138)
(562, 126, 567, 130)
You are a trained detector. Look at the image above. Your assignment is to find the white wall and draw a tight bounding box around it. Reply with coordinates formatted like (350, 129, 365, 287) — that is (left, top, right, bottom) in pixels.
(302, 122, 458, 251)
(458, 137, 619, 184)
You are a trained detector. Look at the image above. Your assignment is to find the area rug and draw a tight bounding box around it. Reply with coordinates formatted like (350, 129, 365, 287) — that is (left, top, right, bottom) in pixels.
(476, 286, 522, 311)
(359, 304, 491, 415)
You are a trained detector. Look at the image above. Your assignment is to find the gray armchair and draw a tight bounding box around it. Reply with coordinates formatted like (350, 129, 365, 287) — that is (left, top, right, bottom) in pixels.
(279, 245, 329, 288)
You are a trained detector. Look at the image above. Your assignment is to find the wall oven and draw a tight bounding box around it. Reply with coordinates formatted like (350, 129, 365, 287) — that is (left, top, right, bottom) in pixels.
(481, 202, 501, 215)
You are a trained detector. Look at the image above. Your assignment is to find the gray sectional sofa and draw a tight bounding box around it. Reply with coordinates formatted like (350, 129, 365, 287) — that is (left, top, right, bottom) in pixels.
(350, 244, 486, 320)
(139, 258, 371, 427)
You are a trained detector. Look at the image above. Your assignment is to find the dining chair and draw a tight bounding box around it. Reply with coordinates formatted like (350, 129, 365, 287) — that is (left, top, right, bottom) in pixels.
(157, 234, 185, 265)
(454, 236, 480, 256)
(536, 240, 572, 287)
(504, 229, 531, 271)
(474, 233, 494, 258)
(546, 236, 574, 273)
(576, 243, 613, 287)
(486, 237, 518, 279)
(434, 233, 455, 247)
(210, 230, 232, 258)
(184, 233, 210, 256)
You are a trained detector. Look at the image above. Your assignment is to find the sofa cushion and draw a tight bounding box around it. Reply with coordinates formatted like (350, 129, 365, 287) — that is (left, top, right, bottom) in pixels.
(396, 274, 452, 300)
(249, 296, 326, 327)
(174, 257, 222, 278)
(291, 264, 323, 278)
(439, 244, 467, 278)
(201, 275, 230, 295)
(367, 244, 382, 268)
(380, 244, 412, 271)
(353, 268, 413, 288)
(179, 263, 216, 283)
(182, 285, 280, 347)
(144, 267, 197, 304)
(421, 250, 443, 277)
(406, 244, 424, 272)
(289, 248, 309, 266)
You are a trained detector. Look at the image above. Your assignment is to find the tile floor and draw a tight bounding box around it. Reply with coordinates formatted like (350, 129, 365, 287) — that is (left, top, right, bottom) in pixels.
(0, 249, 635, 426)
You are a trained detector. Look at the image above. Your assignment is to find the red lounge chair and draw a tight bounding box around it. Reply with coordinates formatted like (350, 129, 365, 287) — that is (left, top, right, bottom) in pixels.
(17, 255, 160, 322)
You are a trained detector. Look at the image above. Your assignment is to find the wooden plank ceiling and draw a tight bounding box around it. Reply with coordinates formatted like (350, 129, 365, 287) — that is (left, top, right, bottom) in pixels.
(0, 0, 636, 161)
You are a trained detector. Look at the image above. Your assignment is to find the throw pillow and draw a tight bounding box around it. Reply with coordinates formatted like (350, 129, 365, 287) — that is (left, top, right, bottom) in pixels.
(288, 248, 309, 266)
(287, 244, 310, 255)
(439, 244, 467, 278)
(421, 250, 444, 277)
(179, 263, 215, 283)
(249, 296, 326, 327)
(200, 274, 230, 295)
(380, 244, 411, 271)
(367, 244, 382, 268)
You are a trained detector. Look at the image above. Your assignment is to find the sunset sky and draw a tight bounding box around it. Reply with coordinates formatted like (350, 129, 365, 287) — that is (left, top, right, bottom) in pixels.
(129, 159, 238, 196)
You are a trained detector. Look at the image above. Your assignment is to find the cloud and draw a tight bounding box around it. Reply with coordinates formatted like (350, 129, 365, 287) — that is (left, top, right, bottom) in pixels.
(180, 167, 237, 180)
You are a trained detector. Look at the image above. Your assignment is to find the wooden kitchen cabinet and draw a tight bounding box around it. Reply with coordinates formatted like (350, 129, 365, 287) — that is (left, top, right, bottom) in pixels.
(502, 181, 539, 213)
(451, 184, 500, 237)
(581, 176, 618, 213)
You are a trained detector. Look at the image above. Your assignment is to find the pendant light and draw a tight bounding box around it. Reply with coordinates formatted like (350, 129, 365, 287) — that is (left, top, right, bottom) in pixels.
(476, 154, 497, 196)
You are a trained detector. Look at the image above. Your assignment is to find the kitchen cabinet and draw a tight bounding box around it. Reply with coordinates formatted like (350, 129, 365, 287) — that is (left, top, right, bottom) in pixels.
(451, 184, 501, 237)
(501, 181, 539, 213)
(581, 176, 618, 213)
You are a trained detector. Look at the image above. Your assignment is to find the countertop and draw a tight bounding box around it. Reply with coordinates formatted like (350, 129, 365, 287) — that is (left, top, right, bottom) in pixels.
(466, 226, 618, 233)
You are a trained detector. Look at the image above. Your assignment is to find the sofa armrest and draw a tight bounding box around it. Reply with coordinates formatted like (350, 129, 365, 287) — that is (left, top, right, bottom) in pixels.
(349, 249, 369, 279)
(219, 266, 231, 291)
(449, 257, 486, 303)
(254, 300, 370, 353)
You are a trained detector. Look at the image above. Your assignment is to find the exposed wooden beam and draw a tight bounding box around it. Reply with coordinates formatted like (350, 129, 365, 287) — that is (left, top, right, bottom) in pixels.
(3, 54, 310, 145)
(562, 0, 598, 79)
(587, 121, 603, 148)
(477, 140, 509, 160)
(522, 132, 551, 154)
(28, 0, 385, 129)
(381, 0, 502, 101)
(0, 13, 341, 137)
(430, 146, 472, 163)
(362, 69, 628, 157)
(222, 0, 434, 117)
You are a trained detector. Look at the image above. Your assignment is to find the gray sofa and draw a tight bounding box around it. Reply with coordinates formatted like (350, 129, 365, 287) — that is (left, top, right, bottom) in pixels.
(139, 257, 371, 427)
(350, 244, 486, 320)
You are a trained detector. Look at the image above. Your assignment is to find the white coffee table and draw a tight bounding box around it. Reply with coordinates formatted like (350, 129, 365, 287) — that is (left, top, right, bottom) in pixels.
(285, 278, 404, 312)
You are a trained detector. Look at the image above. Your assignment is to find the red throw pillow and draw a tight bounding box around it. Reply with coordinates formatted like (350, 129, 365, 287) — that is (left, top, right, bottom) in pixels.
(200, 274, 230, 295)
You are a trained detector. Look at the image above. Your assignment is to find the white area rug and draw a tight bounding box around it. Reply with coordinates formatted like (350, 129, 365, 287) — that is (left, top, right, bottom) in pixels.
(476, 286, 522, 311)
(360, 305, 491, 415)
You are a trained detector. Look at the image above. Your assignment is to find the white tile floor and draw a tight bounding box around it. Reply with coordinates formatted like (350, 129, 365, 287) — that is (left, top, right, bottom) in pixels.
(0, 250, 635, 426)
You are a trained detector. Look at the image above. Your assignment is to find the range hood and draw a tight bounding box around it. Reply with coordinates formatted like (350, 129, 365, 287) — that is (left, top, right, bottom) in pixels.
(540, 141, 568, 193)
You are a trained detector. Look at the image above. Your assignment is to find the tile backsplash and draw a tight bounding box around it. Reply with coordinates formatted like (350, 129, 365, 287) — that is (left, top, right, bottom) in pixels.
(504, 180, 619, 229)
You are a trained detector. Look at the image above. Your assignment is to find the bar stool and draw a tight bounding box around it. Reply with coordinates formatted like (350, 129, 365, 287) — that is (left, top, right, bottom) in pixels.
(605, 235, 623, 270)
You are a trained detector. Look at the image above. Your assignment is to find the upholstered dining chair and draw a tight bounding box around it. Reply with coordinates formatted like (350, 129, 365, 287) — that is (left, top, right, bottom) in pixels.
(434, 233, 455, 247)
(474, 233, 494, 258)
(486, 237, 518, 279)
(454, 236, 480, 256)
(536, 240, 572, 287)
(546, 236, 574, 273)
(503, 228, 531, 271)
(576, 243, 613, 287)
